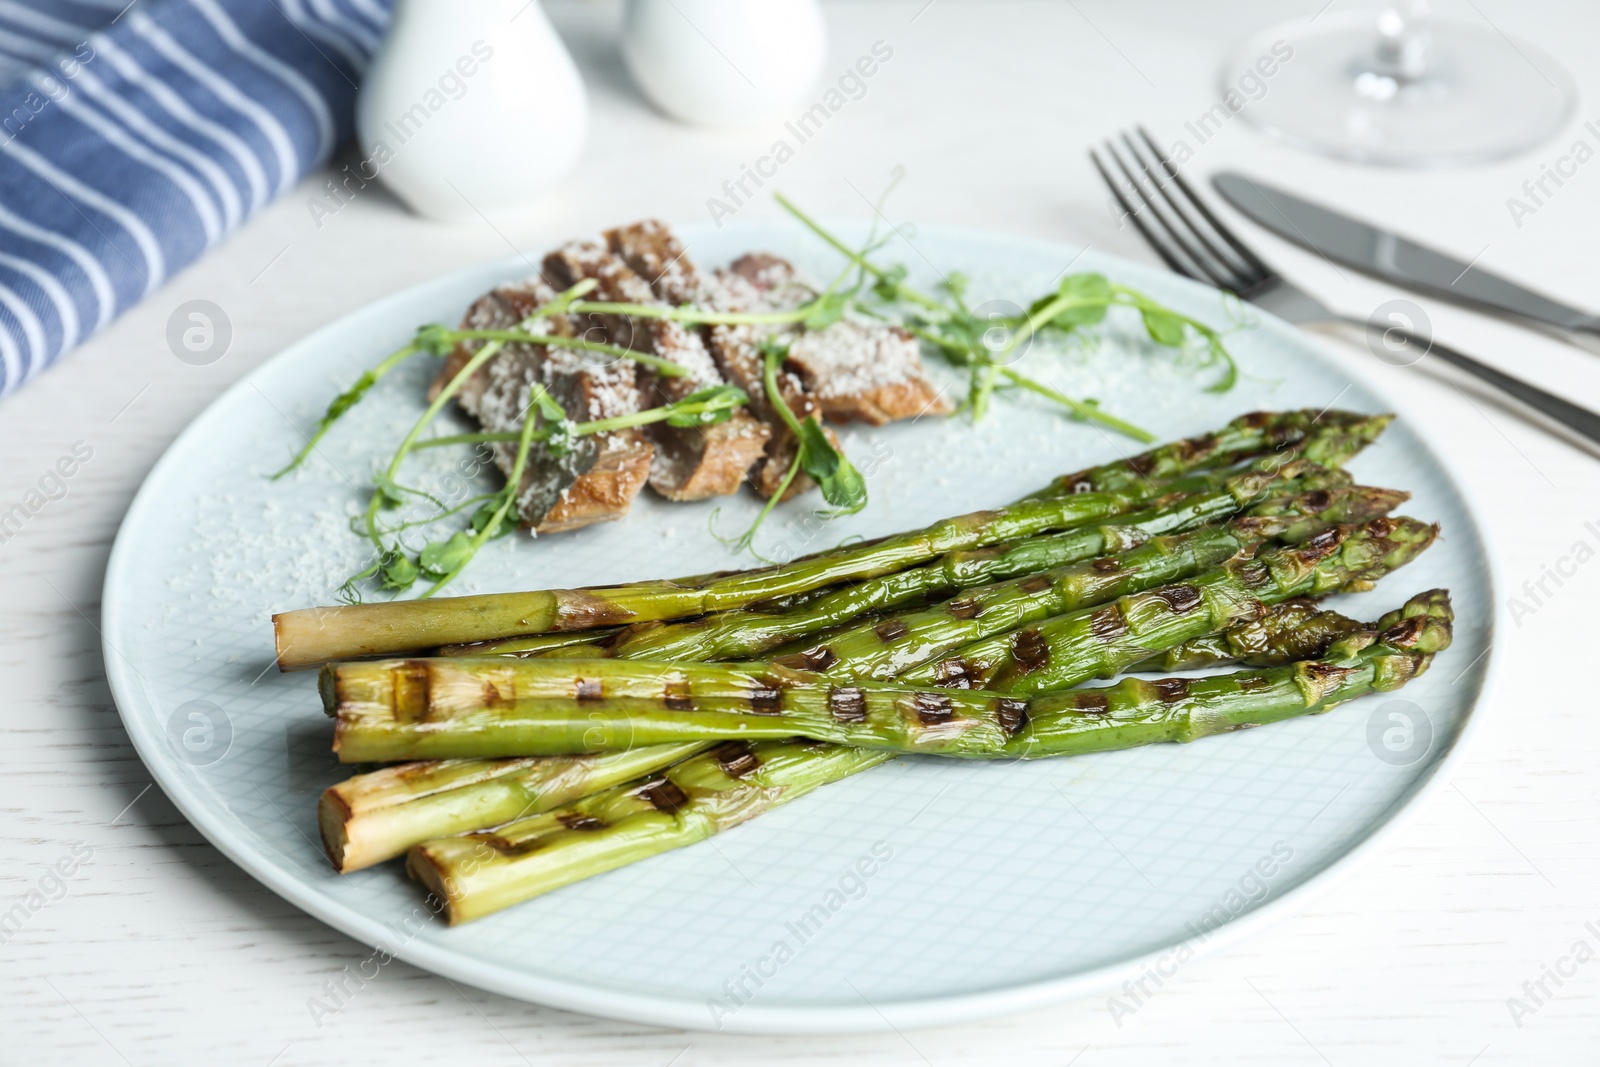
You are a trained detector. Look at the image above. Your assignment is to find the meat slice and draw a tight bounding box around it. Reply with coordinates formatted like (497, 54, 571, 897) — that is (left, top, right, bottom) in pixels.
(599, 224, 814, 500)
(428, 277, 653, 533)
(542, 236, 769, 501)
(701, 254, 830, 500)
(717, 253, 950, 425)
(605, 222, 953, 500)
(783, 319, 948, 425)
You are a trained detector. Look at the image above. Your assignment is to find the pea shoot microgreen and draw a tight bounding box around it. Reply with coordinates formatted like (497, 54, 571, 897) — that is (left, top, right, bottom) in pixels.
(293, 192, 1239, 599)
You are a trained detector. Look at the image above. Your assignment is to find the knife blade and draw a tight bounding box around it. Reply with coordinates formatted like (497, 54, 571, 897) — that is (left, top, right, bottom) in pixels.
(1212, 172, 1600, 339)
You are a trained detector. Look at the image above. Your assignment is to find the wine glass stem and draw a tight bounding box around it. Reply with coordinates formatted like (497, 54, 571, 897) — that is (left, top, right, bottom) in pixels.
(1375, 0, 1431, 79)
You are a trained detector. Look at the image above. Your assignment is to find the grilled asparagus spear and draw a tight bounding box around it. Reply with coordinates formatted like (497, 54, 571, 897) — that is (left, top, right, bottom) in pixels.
(321, 500, 1389, 865)
(407, 589, 1449, 923)
(319, 742, 708, 872)
(768, 485, 1404, 680)
(605, 463, 1357, 662)
(274, 412, 1393, 669)
(1127, 596, 1371, 672)
(325, 519, 1436, 761)
(900, 516, 1436, 693)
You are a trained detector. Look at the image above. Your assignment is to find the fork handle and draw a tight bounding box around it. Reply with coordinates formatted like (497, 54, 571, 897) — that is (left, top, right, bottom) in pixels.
(1341, 318, 1600, 451)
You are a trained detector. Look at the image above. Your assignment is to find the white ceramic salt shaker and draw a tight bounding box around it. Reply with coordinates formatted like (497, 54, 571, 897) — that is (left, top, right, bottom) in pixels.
(357, 0, 587, 223)
(622, 0, 826, 126)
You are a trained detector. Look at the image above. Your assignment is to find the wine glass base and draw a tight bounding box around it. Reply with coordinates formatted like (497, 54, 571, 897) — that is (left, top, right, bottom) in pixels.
(1221, 13, 1577, 167)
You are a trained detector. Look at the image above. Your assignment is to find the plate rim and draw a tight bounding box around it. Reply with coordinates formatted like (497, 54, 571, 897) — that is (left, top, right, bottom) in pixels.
(101, 219, 1501, 1034)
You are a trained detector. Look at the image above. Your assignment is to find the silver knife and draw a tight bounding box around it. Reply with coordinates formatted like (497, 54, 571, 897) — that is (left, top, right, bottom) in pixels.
(1212, 172, 1600, 342)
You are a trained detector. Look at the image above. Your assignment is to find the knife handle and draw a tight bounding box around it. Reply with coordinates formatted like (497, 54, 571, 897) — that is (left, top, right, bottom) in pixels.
(1350, 319, 1600, 451)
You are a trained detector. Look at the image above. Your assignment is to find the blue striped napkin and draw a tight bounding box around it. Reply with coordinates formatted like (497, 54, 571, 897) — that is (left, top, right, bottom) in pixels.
(0, 0, 392, 395)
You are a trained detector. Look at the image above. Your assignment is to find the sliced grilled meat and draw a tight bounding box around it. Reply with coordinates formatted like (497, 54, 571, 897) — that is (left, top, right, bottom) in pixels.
(428, 278, 653, 533)
(543, 237, 769, 501)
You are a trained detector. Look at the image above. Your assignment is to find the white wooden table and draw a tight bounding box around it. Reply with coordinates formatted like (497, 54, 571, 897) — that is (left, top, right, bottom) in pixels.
(4, 1, 1597, 1062)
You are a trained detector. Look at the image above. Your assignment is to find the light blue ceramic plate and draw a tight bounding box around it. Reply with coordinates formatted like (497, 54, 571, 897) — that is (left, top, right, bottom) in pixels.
(102, 220, 1497, 1034)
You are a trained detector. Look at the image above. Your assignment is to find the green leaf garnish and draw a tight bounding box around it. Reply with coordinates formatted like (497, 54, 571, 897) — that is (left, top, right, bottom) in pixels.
(665, 384, 748, 427)
(377, 549, 419, 590)
(803, 290, 850, 331)
(418, 532, 475, 578)
(1141, 307, 1188, 347)
(413, 323, 457, 357)
(794, 416, 867, 514)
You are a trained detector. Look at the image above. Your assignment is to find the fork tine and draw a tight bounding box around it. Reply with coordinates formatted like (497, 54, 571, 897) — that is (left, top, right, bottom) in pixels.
(1119, 132, 1259, 291)
(1102, 139, 1238, 291)
(1135, 126, 1274, 283)
(1089, 147, 1194, 280)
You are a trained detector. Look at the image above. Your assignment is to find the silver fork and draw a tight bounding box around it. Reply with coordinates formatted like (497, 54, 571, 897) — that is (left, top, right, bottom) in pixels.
(1092, 128, 1600, 451)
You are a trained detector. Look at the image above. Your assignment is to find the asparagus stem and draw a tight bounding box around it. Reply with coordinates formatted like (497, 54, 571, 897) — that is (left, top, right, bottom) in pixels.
(274, 479, 1146, 668)
(273, 412, 1391, 669)
(1126, 596, 1371, 673)
(323, 519, 1437, 761)
(409, 740, 891, 925)
(900, 516, 1437, 693)
(360, 588, 1449, 761)
(407, 591, 1450, 921)
(772, 484, 1407, 681)
(1027, 409, 1392, 500)
(610, 470, 1371, 664)
(339, 495, 1355, 863)
(438, 629, 625, 658)
(320, 742, 708, 872)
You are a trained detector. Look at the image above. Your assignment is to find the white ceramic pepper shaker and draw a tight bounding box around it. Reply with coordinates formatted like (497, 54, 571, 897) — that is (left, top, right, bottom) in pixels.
(357, 0, 588, 223)
(622, 0, 826, 127)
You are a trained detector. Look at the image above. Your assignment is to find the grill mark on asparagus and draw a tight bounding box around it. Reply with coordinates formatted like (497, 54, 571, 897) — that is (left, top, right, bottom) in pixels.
(932, 658, 975, 688)
(874, 618, 909, 643)
(557, 813, 604, 831)
(662, 682, 693, 711)
(995, 698, 1029, 737)
(1150, 678, 1190, 703)
(748, 686, 783, 714)
(946, 598, 982, 619)
(1074, 691, 1111, 715)
(1237, 560, 1271, 589)
(575, 678, 602, 701)
(395, 660, 431, 720)
(1153, 584, 1203, 615)
(912, 692, 956, 725)
(774, 647, 839, 672)
(1090, 557, 1122, 574)
(1296, 527, 1342, 563)
(1089, 604, 1128, 642)
(1298, 661, 1362, 701)
(1238, 675, 1273, 692)
(637, 778, 690, 814)
(553, 590, 640, 629)
(1011, 629, 1050, 672)
(1020, 575, 1053, 594)
(1382, 615, 1427, 648)
(829, 686, 867, 722)
(711, 741, 761, 778)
